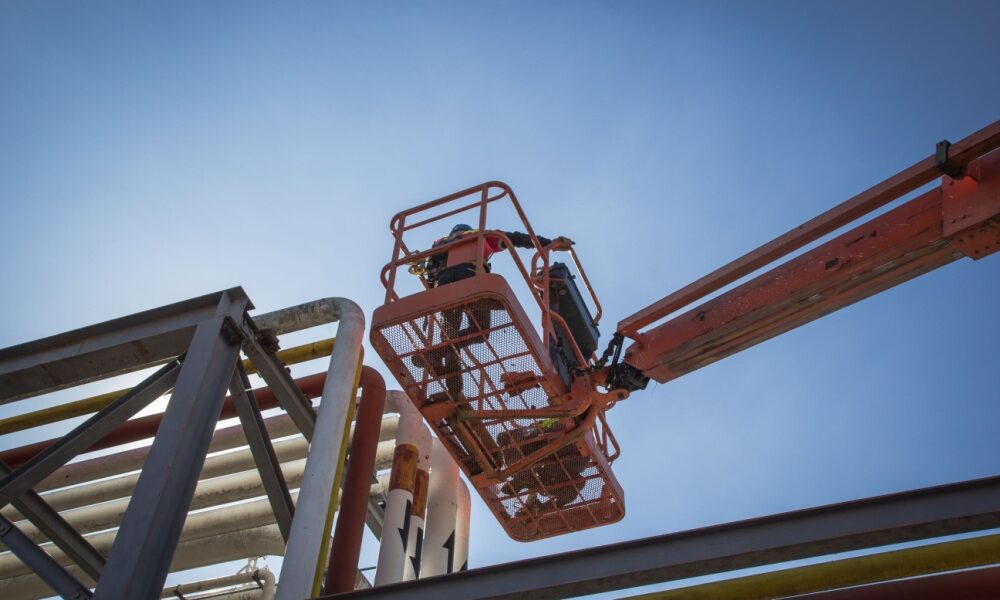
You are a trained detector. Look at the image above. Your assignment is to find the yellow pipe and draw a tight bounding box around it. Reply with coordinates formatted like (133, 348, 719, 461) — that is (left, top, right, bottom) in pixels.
(0, 338, 336, 435)
(624, 533, 1000, 600)
(311, 349, 365, 597)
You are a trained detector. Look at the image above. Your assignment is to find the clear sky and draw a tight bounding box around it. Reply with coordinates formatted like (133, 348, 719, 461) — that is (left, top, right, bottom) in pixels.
(2, 0, 999, 595)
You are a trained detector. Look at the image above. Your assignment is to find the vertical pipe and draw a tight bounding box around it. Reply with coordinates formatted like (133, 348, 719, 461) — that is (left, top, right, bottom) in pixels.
(402, 468, 429, 581)
(325, 367, 386, 594)
(276, 299, 365, 600)
(374, 392, 430, 586)
(454, 481, 471, 572)
(422, 438, 460, 576)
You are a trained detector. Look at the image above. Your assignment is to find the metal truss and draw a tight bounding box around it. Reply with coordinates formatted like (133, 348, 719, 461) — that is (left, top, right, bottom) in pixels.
(0, 288, 316, 599)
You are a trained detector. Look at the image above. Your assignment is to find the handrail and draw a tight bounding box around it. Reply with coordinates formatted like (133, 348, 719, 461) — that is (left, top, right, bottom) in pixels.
(378, 182, 601, 374)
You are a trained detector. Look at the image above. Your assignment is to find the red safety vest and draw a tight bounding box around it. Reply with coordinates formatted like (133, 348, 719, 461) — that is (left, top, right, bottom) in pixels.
(432, 229, 505, 261)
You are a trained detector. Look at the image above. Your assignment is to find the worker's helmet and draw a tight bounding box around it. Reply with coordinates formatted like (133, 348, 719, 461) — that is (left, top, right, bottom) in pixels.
(451, 223, 474, 235)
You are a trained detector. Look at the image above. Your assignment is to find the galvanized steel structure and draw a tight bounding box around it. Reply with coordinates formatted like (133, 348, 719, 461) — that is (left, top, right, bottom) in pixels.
(0, 288, 318, 597)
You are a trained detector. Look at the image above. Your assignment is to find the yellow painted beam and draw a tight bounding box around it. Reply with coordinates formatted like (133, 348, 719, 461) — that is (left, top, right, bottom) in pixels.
(0, 338, 336, 435)
(623, 533, 1000, 600)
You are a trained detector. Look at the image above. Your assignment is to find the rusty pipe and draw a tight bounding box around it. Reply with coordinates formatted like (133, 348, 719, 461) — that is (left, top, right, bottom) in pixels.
(325, 366, 386, 594)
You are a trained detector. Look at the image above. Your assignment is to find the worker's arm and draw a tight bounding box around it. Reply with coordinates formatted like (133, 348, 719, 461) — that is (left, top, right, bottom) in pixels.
(502, 231, 574, 250)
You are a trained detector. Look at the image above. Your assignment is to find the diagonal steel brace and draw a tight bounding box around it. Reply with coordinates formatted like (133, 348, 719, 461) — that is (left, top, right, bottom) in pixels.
(0, 359, 181, 507)
(0, 515, 93, 599)
(229, 362, 295, 542)
(236, 316, 316, 440)
(0, 460, 104, 582)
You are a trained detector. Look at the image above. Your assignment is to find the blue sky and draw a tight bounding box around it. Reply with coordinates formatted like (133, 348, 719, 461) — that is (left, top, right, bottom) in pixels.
(1, 0, 999, 594)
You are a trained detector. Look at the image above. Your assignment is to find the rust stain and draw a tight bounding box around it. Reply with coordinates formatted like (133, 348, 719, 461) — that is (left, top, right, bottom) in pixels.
(389, 443, 419, 492)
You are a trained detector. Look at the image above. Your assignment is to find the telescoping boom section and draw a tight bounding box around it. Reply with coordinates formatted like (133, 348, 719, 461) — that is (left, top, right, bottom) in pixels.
(371, 183, 626, 541)
(618, 120, 1000, 384)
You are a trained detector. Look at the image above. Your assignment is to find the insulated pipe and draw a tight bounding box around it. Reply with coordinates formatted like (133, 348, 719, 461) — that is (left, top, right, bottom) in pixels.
(30, 413, 301, 494)
(0, 477, 393, 581)
(256, 568, 276, 600)
(6, 448, 397, 544)
(0, 372, 329, 468)
(10, 459, 306, 544)
(182, 590, 262, 600)
(0, 524, 286, 599)
(0, 338, 334, 436)
(374, 391, 431, 586)
(325, 367, 386, 594)
(455, 480, 471, 572)
(3, 416, 399, 519)
(161, 569, 275, 599)
(275, 299, 366, 600)
(0, 492, 295, 580)
(402, 467, 429, 581)
(28, 412, 398, 498)
(422, 437, 460, 576)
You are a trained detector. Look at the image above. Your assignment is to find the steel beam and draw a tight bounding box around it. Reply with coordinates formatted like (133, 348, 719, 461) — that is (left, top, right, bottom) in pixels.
(0, 360, 181, 506)
(0, 288, 248, 404)
(230, 362, 295, 542)
(0, 515, 92, 599)
(95, 291, 249, 600)
(325, 475, 1000, 600)
(237, 317, 317, 440)
(0, 461, 104, 582)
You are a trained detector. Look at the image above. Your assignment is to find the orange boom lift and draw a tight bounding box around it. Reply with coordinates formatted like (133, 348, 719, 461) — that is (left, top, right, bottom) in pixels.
(372, 119, 1000, 541)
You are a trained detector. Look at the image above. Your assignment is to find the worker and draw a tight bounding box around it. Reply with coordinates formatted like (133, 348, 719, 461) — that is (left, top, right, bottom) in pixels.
(424, 223, 571, 288)
(414, 223, 573, 400)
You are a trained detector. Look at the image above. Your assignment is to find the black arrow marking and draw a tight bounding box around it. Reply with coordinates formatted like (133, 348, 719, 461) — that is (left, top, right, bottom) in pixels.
(397, 499, 412, 549)
(409, 526, 423, 578)
(443, 530, 456, 573)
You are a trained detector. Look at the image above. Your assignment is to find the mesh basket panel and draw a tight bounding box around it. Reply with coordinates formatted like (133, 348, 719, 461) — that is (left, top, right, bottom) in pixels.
(373, 288, 624, 540)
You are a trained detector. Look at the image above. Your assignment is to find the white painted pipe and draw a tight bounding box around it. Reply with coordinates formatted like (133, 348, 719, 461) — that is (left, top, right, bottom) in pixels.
(422, 437, 460, 576)
(161, 568, 275, 599)
(28, 412, 398, 503)
(402, 468, 428, 582)
(4, 422, 398, 522)
(257, 567, 276, 600)
(6, 438, 308, 521)
(13, 459, 304, 544)
(274, 298, 366, 600)
(7, 440, 398, 544)
(34, 413, 302, 494)
(0, 524, 285, 599)
(0, 493, 290, 580)
(185, 590, 262, 600)
(454, 481, 471, 572)
(0, 475, 392, 582)
(374, 391, 431, 586)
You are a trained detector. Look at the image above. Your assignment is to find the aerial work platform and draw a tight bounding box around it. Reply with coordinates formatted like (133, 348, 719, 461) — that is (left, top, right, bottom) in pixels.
(372, 182, 625, 540)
